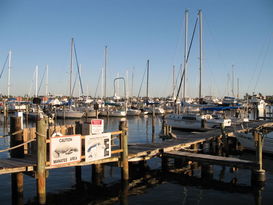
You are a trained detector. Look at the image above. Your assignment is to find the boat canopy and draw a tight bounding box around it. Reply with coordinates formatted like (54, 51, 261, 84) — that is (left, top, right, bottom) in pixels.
(201, 106, 241, 111)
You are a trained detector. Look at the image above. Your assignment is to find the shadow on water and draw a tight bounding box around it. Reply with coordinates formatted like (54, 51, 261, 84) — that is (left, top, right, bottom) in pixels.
(21, 160, 265, 205)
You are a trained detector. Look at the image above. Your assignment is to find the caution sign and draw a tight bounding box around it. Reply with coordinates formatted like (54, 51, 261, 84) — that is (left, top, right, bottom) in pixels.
(85, 133, 111, 162)
(50, 135, 81, 166)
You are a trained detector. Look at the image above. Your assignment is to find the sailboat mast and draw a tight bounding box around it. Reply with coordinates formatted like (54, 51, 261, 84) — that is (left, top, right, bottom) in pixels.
(104, 46, 108, 98)
(237, 78, 239, 98)
(172, 65, 175, 98)
(45, 65, 48, 96)
(131, 67, 134, 97)
(146, 59, 149, 99)
(198, 10, 203, 100)
(183, 9, 188, 101)
(35, 65, 38, 97)
(232, 64, 235, 97)
(70, 38, 74, 98)
(7, 50, 12, 98)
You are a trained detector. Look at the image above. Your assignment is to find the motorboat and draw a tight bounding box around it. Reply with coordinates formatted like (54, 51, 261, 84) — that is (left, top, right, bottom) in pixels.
(56, 109, 84, 119)
(126, 108, 141, 116)
(165, 113, 231, 130)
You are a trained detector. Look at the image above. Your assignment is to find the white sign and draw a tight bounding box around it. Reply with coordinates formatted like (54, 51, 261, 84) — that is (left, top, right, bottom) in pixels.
(85, 133, 111, 162)
(82, 119, 104, 135)
(50, 135, 81, 166)
(91, 119, 104, 134)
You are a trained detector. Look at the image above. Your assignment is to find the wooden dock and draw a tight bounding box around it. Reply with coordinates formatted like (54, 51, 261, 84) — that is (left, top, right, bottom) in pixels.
(163, 151, 258, 169)
(0, 117, 272, 204)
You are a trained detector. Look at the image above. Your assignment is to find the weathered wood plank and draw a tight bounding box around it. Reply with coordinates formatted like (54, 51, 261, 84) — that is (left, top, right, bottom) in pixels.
(164, 151, 258, 169)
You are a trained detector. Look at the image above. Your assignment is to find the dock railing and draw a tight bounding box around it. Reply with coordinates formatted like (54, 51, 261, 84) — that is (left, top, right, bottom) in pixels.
(4, 116, 128, 205)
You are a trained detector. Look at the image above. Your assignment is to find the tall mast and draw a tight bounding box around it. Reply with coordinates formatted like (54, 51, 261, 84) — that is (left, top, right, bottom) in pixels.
(126, 69, 129, 98)
(35, 65, 38, 97)
(131, 67, 134, 97)
(198, 10, 203, 100)
(45, 65, 48, 96)
(232, 64, 235, 97)
(101, 67, 104, 98)
(172, 65, 175, 98)
(70, 38, 74, 98)
(146, 59, 149, 99)
(104, 46, 108, 98)
(183, 9, 188, 101)
(7, 50, 12, 98)
(237, 78, 239, 98)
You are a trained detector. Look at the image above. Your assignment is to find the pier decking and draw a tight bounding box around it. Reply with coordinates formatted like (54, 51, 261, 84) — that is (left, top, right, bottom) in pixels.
(0, 117, 272, 204)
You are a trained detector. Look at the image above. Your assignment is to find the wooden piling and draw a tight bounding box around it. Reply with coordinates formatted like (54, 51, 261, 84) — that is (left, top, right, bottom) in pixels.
(10, 116, 25, 204)
(75, 121, 82, 185)
(152, 105, 155, 142)
(119, 120, 129, 181)
(36, 115, 48, 205)
(10, 116, 24, 158)
(11, 172, 24, 205)
(252, 131, 266, 183)
(92, 164, 104, 186)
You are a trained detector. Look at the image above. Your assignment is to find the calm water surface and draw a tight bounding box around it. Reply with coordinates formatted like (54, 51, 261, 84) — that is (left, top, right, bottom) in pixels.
(0, 114, 273, 204)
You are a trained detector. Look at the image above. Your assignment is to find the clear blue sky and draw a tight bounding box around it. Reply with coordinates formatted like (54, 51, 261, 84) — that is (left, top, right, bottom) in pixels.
(0, 0, 272, 98)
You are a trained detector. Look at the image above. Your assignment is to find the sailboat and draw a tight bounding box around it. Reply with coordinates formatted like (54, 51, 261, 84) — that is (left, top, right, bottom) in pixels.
(165, 10, 231, 130)
(56, 38, 84, 119)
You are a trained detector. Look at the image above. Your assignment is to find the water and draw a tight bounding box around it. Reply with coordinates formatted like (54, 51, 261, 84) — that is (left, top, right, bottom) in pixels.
(1, 114, 273, 204)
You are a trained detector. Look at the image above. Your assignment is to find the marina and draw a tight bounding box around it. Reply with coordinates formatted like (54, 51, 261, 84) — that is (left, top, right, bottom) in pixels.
(1, 108, 273, 204)
(1, 1, 273, 204)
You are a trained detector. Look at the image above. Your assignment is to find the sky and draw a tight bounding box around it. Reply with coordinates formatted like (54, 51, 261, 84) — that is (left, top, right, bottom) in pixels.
(0, 0, 272, 98)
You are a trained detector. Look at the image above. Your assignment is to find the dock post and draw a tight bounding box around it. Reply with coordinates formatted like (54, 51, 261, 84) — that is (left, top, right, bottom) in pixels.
(152, 105, 155, 142)
(10, 116, 24, 204)
(75, 121, 82, 186)
(3, 102, 8, 135)
(119, 119, 129, 181)
(220, 123, 229, 156)
(10, 116, 24, 158)
(36, 114, 48, 205)
(252, 131, 266, 184)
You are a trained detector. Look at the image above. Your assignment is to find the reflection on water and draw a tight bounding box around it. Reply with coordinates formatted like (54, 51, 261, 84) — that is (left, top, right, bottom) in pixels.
(0, 114, 273, 204)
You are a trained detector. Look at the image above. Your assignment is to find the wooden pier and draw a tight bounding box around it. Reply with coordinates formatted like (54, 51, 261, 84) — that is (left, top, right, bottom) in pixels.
(0, 116, 272, 204)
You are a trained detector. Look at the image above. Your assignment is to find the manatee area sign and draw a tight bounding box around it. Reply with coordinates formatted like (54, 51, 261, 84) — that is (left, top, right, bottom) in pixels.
(50, 135, 81, 166)
(85, 133, 111, 162)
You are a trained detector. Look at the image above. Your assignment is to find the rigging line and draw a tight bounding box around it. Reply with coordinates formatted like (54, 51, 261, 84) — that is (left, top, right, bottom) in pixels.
(0, 54, 9, 80)
(174, 15, 198, 101)
(173, 18, 198, 94)
(186, 16, 198, 63)
(137, 66, 147, 98)
(73, 41, 84, 96)
(71, 71, 78, 96)
(28, 69, 36, 96)
(37, 66, 46, 96)
(247, 31, 272, 92)
(94, 68, 102, 98)
(175, 68, 185, 104)
(253, 33, 273, 92)
(171, 15, 184, 66)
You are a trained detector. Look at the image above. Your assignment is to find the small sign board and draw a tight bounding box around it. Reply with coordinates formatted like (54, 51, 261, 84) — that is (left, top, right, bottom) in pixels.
(91, 119, 104, 134)
(50, 135, 81, 166)
(85, 133, 111, 162)
(82, 119, 104, 135)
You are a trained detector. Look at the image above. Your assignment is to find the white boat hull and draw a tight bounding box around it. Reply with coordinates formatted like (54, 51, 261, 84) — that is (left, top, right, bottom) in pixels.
(127, 109, 141, 116)
(235, 132, 273, 154)
(56, 110, 84, 119)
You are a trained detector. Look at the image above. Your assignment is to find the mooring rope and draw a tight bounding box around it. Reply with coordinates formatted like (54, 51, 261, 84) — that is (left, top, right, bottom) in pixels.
(0, 138, 36, 153)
